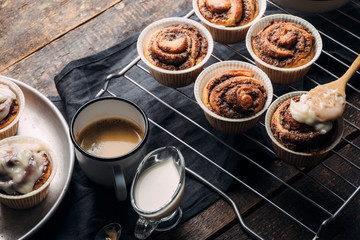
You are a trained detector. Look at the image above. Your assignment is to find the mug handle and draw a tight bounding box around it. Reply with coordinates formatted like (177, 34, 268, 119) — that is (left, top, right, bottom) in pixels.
(113, 165, 127, 201)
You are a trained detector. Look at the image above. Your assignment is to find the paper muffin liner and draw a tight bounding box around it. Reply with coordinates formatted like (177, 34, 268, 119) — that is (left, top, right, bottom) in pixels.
(194, 60, 273, 134)
(265, 91, 344, 167)
(0, 136, 56, 209)
(0, 77, 25, 140)
(137, 17, 214, 88)
(0, 185, 50, 209)
(193, 0, 267, 44)
(245, 14, 323, 84)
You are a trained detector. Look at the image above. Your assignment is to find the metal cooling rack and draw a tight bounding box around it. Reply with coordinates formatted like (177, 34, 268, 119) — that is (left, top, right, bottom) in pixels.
(96, 1, 360, 239)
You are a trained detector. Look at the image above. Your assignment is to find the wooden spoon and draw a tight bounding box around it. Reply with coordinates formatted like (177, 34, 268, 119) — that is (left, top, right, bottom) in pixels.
(319, 54, 360, 98)
(293, 54, 360, 123)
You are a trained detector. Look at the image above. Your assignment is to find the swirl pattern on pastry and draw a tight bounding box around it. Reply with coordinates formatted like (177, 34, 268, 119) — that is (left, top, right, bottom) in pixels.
(0, 142, 52, 195)
(144, 24, 208, 70)
(251, 20, 315, 68)
(271, 96, 336, 152)
(0, 84, 19, 129)
(197, 0, 259, 27)
(202, 69, 267, 118)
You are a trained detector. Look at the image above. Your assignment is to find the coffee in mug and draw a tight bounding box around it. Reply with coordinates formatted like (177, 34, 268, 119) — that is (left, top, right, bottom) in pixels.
(70, 97, 149, 201)
(76, 117, 144, 158)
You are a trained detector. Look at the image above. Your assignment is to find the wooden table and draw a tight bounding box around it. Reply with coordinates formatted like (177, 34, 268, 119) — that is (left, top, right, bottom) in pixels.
(2, 0, 360, 239)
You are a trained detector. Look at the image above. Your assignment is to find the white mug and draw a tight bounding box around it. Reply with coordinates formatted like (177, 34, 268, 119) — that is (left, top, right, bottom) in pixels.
(70, 97, 149, 201)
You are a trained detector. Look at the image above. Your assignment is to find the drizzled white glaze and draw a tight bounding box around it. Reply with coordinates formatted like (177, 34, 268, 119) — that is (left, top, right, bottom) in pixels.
(0, 142, 49, 195)
(290, 86, 345, 134)
(0, 84, 16, 102)
(0, 84, 16, 121)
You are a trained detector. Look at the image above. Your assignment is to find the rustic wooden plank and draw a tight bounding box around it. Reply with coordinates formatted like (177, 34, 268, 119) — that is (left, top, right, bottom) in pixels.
(215, 196, 316, 240)
(319, 135, 360, 192)
(214, 224, 254, 240)
(154, 197, 237, 239)
(151, 155, 307, 239)
(0, 0, 192, 96)
(0, 0, 123, 72)
(213, 147, 360, 240)
(216, 194, 360, 240)
(224, 170, 360, 240)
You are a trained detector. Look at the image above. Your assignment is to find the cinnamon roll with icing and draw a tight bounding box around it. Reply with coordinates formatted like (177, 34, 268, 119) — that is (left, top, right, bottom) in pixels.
(270, 95, 337, 153)
(202, 69, 267, 118)
(144, 24, 208, 70)
(0, 140, 52, 195)
(197, 0, 259, 27)
(251, 20, 315, 68)
(0, 84, 20, 130)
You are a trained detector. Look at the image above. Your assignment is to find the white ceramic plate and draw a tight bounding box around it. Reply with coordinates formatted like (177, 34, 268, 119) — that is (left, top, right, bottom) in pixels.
(0, 75, 75, 239)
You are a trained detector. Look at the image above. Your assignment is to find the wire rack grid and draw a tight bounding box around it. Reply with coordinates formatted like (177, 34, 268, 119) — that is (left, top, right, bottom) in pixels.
(95, 1, 360, 239)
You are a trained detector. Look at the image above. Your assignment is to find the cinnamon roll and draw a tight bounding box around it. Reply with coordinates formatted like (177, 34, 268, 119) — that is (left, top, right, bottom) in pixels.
(270, 96, 337, 152)
(202, 69, 267, 118)
(0, 140, 52, 195)
(251, 20, 315, 68)
(0, 84, 20, 130)
(197, 0, 259, 27)
(144, 24, 208, 70)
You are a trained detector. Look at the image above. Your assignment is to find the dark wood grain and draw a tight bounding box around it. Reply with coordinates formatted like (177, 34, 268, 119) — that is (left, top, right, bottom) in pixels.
(0, 0, 192, 96)
(0, 0, 122, 71)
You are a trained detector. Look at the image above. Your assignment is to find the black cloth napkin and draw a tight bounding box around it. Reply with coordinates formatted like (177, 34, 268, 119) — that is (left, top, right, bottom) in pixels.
(31, 11, 242, 240)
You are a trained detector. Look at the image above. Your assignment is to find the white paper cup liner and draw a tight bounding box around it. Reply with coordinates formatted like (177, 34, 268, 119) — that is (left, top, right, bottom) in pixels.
(193, 0, 267, 44)
(194, 60, 273, 133)
(137, 17, 214, 88)
(0, 136, 57, 209)
(0, 77, 25, 140)
(265, 91, 344, 167)
(245, 14, 323, 84)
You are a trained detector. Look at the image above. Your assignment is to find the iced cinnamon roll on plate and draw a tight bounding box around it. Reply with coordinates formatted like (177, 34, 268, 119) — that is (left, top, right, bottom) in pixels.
(246, 14, 322, 84)
(0, 136, 56, 209)
(265, 91, 344, 167)
(193, 0, 266, 43)
(0, 77, 25, 140)
(137, 17, 213, 88)
(194, 61, 273, 133)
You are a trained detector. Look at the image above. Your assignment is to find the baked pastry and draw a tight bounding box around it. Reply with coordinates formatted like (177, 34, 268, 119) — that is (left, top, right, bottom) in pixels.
(251, 20, 315, 68)
(195, 61, 272, 133)
(0, 82, 23, 140)
(197, 0, 259, 27)
(202, 69, 267, 118)
(144, 24, 208, 70)
(0, 140, 52, 195)
(0, 136, 55, 209)
(270, 95, 337, 153)
(0, 84, 19, 128)
(0, 78, 25, 140)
